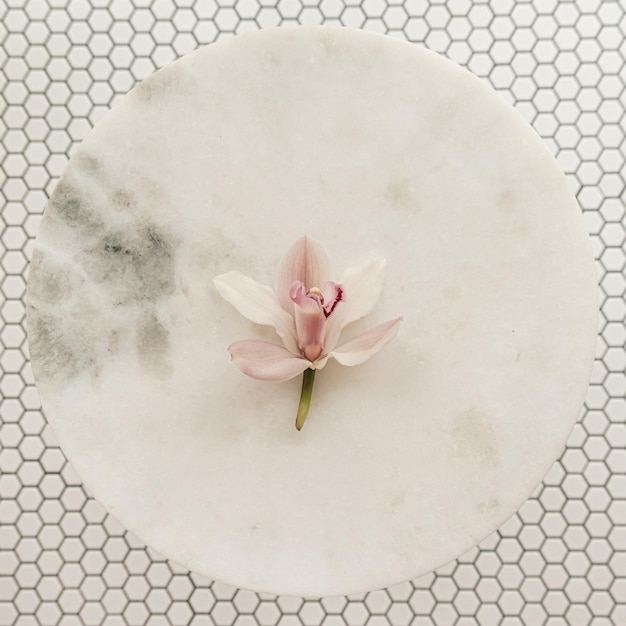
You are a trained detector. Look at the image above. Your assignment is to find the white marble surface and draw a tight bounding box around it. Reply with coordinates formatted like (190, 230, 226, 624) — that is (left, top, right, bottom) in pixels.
(27, 27, 598, 597)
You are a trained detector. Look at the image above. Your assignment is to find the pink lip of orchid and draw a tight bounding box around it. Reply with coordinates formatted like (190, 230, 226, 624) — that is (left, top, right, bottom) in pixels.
(213, 236, 402, 429)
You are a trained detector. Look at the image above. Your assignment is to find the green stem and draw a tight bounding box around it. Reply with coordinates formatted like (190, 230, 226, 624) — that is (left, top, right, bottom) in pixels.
(295, 368, 316, 431)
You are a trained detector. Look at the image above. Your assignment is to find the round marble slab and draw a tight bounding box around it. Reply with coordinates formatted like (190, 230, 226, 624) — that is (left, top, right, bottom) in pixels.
(27, 27, 598, 597)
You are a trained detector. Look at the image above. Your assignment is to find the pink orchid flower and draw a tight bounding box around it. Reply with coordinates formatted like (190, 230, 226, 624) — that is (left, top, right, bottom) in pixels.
(213, 236, 402, 429)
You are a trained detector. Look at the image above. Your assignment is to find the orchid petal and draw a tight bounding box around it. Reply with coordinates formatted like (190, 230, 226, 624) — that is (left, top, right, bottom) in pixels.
(311, 355, 330, 370)
(275, 236, 334, 314)
(321, 281, 344, 318)
(331, 317, 402, 367)
(324, 257, 387, 351)
(290, 281, 326, 361)
(213, 271, 299, 354)
(228, 340, 311, 381)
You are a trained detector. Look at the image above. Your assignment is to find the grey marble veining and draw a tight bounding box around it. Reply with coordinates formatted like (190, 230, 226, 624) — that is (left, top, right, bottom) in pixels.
(26, 27, 598, 597)
(28, 151, 179, 386)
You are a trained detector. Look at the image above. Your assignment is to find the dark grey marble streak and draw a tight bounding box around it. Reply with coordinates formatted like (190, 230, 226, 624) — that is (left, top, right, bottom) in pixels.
(27, 152, 178, 386)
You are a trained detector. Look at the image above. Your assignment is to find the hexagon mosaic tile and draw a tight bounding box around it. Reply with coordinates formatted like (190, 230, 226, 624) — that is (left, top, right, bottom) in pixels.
(0, 0, 625, 625)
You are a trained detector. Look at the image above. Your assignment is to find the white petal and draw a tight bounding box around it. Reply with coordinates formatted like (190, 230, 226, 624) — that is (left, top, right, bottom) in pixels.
(229, 340, 311, 381)
(331, 317, 402, 367)
(214, 271, 298, 354)
(324, 257, 387, 351)
(311, 355, 330, 370)
(275, 236, 335, 314)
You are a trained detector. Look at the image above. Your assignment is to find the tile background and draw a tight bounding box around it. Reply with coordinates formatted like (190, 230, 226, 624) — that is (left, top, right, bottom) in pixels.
(0, 0, 625, 624)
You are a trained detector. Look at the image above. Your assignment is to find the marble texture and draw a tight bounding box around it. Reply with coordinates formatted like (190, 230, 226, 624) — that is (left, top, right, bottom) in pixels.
(27, 27, 598, 597)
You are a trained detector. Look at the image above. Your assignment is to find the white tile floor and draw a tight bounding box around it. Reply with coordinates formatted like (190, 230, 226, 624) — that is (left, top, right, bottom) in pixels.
(1, 1, 625, 624)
